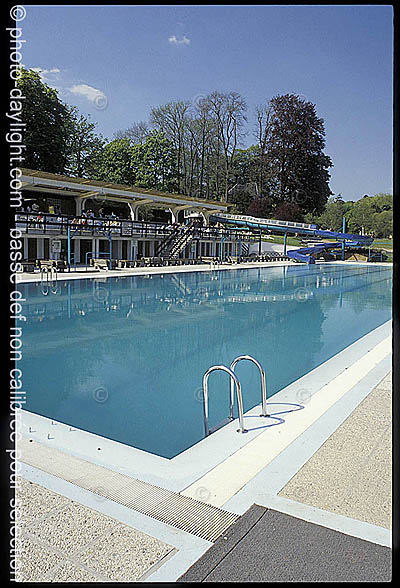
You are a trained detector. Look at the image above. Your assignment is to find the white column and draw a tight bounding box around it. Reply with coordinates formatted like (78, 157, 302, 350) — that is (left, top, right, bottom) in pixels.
(127, 202, 139, 221)
(169, 208, 177, 223)
(202, 211, 214, 226)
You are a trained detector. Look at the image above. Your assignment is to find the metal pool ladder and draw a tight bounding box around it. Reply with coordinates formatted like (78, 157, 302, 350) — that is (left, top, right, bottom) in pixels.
(230, 355, 268, 418)
(40, 266, 58, 296)
(202, 365, 245, 436)
(202, 355, 268, 437)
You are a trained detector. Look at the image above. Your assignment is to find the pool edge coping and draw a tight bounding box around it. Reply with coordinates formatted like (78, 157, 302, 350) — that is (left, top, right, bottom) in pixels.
(18, 318, 392, 494)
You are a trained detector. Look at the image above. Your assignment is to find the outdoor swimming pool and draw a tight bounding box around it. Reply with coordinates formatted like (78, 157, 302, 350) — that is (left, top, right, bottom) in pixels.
(19, 264, 392, 458)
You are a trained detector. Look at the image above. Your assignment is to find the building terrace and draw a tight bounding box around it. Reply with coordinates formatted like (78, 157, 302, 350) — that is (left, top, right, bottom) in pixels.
(16, 169, 255, 266)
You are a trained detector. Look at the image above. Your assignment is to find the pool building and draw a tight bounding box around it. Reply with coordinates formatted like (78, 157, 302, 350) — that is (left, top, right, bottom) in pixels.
(16, 168, 253, 265)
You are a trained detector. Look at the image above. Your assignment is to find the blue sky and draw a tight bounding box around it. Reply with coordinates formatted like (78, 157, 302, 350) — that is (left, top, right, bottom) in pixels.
(22, 4, 393, 201)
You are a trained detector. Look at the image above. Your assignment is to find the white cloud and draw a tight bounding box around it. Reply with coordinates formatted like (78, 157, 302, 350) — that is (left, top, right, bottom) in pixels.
(168, 34, 190, 46)
(31, 67, 61, 81)
(68, 83, 106, 104)
(31, 67, 60, 73)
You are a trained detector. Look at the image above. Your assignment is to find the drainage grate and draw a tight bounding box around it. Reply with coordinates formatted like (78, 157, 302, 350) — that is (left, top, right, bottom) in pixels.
(17, 438, 239, 543)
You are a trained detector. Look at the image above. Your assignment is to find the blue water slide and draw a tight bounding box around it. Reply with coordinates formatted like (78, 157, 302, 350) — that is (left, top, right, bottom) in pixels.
(209, 213, 318, 236)
(210, 213, 373, 264)
(286, 242, 341, 264)
(287, 230, 373, 264)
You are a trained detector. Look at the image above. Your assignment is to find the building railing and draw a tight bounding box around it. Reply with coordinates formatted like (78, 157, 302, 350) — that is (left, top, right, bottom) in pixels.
(14, 212, 257, 243)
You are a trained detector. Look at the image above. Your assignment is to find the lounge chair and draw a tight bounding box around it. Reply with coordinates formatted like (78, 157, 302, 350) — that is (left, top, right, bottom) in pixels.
(90, 258, 109, 271)
(22, 260, 36, 273)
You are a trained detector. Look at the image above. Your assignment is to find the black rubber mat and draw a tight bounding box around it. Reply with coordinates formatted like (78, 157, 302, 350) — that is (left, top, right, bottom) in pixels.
(178, 504, 392, 582)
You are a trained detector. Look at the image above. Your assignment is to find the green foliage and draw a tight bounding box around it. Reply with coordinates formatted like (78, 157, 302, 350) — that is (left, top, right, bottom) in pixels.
(17, 68, 71, 173)
(131, 131, 179, 192)
(314, 195, 345, 231)
(65, 108, 105, 177)
(311, 193, 393, 238)
(91, 131, 179, 192)
(91, 138, 136, 185)
(346, 193, 393, 238)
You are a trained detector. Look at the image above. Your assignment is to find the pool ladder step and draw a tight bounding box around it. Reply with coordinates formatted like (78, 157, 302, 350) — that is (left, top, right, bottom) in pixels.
(202, 355, 268, 437)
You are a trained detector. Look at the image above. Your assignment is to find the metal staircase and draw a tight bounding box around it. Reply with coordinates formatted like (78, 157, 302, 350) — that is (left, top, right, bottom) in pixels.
(241, 242, 249, 256)
(155, 221, 197, 259)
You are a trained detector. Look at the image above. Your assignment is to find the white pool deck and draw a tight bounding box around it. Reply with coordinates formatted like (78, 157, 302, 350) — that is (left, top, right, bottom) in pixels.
(15, 260, 393, 582)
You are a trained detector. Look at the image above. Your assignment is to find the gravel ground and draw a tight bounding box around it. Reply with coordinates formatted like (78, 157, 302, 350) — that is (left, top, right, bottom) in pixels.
(279, 372, 392, 529)
(14, 476, 174, 582)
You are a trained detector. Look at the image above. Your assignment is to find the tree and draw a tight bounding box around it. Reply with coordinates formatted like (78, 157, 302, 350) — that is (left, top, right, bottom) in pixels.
(150, 101, 191, 193)
(114, 121, 150, 145)
(206, 91, 247, 201)
(262, 93, 333, 214)
(131, 130, 179, 192)
(17, 68, 71, 173)
(189, 97, 217, 199)
(246, 197, 274, 219)
(228, 147, 259, 212)
(91, 138, 136, 185)
(345, 193, 393, 237)
(315, 195, 345, 231)
(91, 131, 179, 193)
(65, 108, 105, 177)
(273, 201, 304, 222)
(254, 103, 277, 199)
(373, 210, 393, 238)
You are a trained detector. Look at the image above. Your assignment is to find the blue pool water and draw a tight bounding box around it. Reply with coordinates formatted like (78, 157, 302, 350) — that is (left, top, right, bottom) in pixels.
(19, 264, 392, 458)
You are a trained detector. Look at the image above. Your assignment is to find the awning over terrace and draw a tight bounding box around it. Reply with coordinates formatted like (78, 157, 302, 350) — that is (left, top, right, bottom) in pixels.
(19, 169, 229, 222)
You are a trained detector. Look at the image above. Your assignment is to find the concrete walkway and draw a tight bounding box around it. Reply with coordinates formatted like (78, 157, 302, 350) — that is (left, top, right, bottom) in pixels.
(178, 371, 392, 582)
(15, 259, 294, 284)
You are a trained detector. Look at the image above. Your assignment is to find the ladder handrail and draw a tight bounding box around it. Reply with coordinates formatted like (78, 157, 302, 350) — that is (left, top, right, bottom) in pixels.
(40, 264, 58, 295)
(202, 365, 246, 436)
(230, 355, 268, 417)
(40, 266, 49, 296)
(49, 265, 58, 294)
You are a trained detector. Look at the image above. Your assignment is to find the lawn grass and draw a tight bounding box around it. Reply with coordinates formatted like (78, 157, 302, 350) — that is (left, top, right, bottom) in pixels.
(262, 235, 302, 246)
(371, 239, 393, 250)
